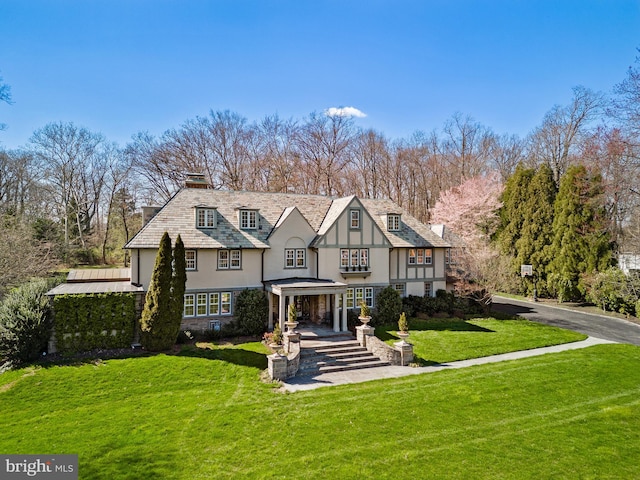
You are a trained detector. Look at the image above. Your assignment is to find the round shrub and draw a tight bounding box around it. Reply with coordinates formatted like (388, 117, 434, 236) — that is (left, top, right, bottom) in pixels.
(234, 289, 268, 336)
(0, 278, 56, 367)
(375, 286, 402, 326)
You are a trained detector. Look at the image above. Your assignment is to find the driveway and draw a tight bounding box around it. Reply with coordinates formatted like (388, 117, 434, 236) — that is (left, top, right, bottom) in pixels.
(492, 295, 640, 346)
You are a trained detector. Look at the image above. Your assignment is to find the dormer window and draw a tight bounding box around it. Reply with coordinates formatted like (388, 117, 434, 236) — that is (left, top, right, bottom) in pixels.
(196, 208, 216, 228)
(388, 214, 401, 231)
(240, 209, 257, 230)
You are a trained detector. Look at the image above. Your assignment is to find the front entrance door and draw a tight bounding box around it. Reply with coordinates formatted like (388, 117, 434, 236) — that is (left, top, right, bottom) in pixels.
(295, 295, 312, 323)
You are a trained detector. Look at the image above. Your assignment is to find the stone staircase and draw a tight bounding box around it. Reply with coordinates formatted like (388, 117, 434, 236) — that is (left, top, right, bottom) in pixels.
(298, 335, 390, 376)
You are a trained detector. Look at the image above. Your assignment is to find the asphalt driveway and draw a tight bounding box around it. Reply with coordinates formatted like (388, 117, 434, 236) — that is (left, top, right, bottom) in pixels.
(492, 295, 640, 346)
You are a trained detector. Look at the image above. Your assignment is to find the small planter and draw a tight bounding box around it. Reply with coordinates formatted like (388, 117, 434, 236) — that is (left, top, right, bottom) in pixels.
(269, 343, 283, 352)
(358, 315, 372, 326)
(397, 331, 410, 342)
(285, 321, 299, 333)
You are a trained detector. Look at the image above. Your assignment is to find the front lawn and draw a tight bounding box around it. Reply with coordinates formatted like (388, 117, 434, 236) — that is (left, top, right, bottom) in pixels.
(1, 342, 639, 478)
(377, 316, 587, 364)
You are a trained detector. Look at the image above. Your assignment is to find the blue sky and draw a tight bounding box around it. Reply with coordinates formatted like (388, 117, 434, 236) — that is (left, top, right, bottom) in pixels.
(0, 1, 639, 150)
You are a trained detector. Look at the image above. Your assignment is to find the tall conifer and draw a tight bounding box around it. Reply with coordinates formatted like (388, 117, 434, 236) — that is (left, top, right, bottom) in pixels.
(170, 234, 187, 338)
(496, 165, 535, 268)
(515, 164, 556, 294)
(140, 232, 173, 351)
(548, 165, 612, 301)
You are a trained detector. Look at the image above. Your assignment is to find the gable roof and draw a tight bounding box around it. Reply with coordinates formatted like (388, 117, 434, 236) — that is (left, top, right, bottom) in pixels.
(360, 198, 450, 248)
(125, 189, 449, 250)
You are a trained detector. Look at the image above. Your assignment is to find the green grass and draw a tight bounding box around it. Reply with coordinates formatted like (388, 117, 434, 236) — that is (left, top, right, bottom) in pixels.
(1, 343, 639, 478)
(377, 316, 587, 364)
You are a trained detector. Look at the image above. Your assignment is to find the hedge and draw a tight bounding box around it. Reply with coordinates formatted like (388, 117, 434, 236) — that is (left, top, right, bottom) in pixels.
(53, 293, 137, 353)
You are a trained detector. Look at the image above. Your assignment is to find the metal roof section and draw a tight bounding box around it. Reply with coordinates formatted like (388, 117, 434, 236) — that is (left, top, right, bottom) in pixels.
(66, 268, 131, 283)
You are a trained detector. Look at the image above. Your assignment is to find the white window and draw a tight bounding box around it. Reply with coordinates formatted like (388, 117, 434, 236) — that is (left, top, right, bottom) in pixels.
(394, 283, 406, 297)
(185, 250, 196, 270)
(296, 249, 305, 267)
(340, 249, 349, 268)
(184, 294, 195, 317)
(355, 287, 364, 307)
(348, 287, 373, 309)
(218, 250, 241, 270)
(341, 248, 370, 268)
(221, 292, 232, 315)
(209, 293, 220, 316)
(346, 288, 354, 309)
(196, 208, 216, 228)
(350, 249, 359, 267)
(197, 293, 208, 316)
(218, 250, 228, 269)
(388, 214, 400, 231)
(408, 248, 433, 265)
(285, 249, 295, 268)
(364, 287, 374, 307)
(230, 250, 241, 269)
(285, 249, 306, 268)
(425, 282, 433, 297)
(360, 249, 368, 267)
(446, 248, 458, 265)
(350, 209, 360, 229)
(240, 210, 257, 230)
(424, 248, 433, 265)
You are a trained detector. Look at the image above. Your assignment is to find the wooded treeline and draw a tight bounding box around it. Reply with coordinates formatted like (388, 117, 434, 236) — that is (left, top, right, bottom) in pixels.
(0, 56, 639, 297)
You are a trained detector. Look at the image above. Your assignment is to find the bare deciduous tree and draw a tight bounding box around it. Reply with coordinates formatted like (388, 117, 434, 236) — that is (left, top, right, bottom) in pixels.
(528, 86, 605, 185)
(29, 122, 106, 253)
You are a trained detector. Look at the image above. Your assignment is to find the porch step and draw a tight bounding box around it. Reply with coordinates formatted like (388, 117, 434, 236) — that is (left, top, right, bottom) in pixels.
(298, 339, 390, 376)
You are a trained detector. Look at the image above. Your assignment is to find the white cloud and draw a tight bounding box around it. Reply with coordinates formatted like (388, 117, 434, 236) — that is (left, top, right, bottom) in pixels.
(324, 106, 367, 118)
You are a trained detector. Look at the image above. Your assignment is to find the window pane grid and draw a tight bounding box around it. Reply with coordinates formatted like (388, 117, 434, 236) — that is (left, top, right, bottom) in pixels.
(209, 293, 220, 315)
(186, 250, 196, 270)
(184, 294, 195, 317)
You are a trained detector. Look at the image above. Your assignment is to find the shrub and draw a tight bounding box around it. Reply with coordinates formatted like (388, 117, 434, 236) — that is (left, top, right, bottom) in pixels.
(584, 267, 637, 314)
(398, 312, 408, 332)
(52, 293, 137, 353)
(234, 289, 268, 336)
(375, 286, 402, 326)
(0, 278, 58, 367)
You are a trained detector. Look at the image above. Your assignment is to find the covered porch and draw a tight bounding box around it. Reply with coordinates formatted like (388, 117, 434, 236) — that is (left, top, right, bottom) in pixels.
(265, 278, 349, 332)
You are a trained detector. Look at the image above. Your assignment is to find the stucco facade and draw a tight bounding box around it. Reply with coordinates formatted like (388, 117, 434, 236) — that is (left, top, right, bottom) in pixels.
(125, 179, 450, 332)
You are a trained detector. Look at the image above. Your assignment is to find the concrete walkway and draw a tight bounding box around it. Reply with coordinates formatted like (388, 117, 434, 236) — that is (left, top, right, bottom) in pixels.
(282, 336, 616, 392)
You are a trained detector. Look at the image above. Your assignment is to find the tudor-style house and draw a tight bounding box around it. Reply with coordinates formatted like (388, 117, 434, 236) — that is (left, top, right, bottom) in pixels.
(124, 174, 449, 333)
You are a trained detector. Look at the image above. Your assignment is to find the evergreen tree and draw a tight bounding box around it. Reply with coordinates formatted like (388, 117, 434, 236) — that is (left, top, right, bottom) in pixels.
(548, 165, 612, 301)
(496, 164, 535, 262)
(170, 234, 187, 340)
(140, 232, 173, 351)
(235, 289, 268, 335)
(515, 164, 557, 295)
(375, 286, 402, 326)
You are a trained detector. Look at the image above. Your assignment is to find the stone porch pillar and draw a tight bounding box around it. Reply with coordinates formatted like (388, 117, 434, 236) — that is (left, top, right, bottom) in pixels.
(333, 293, 340, 332)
